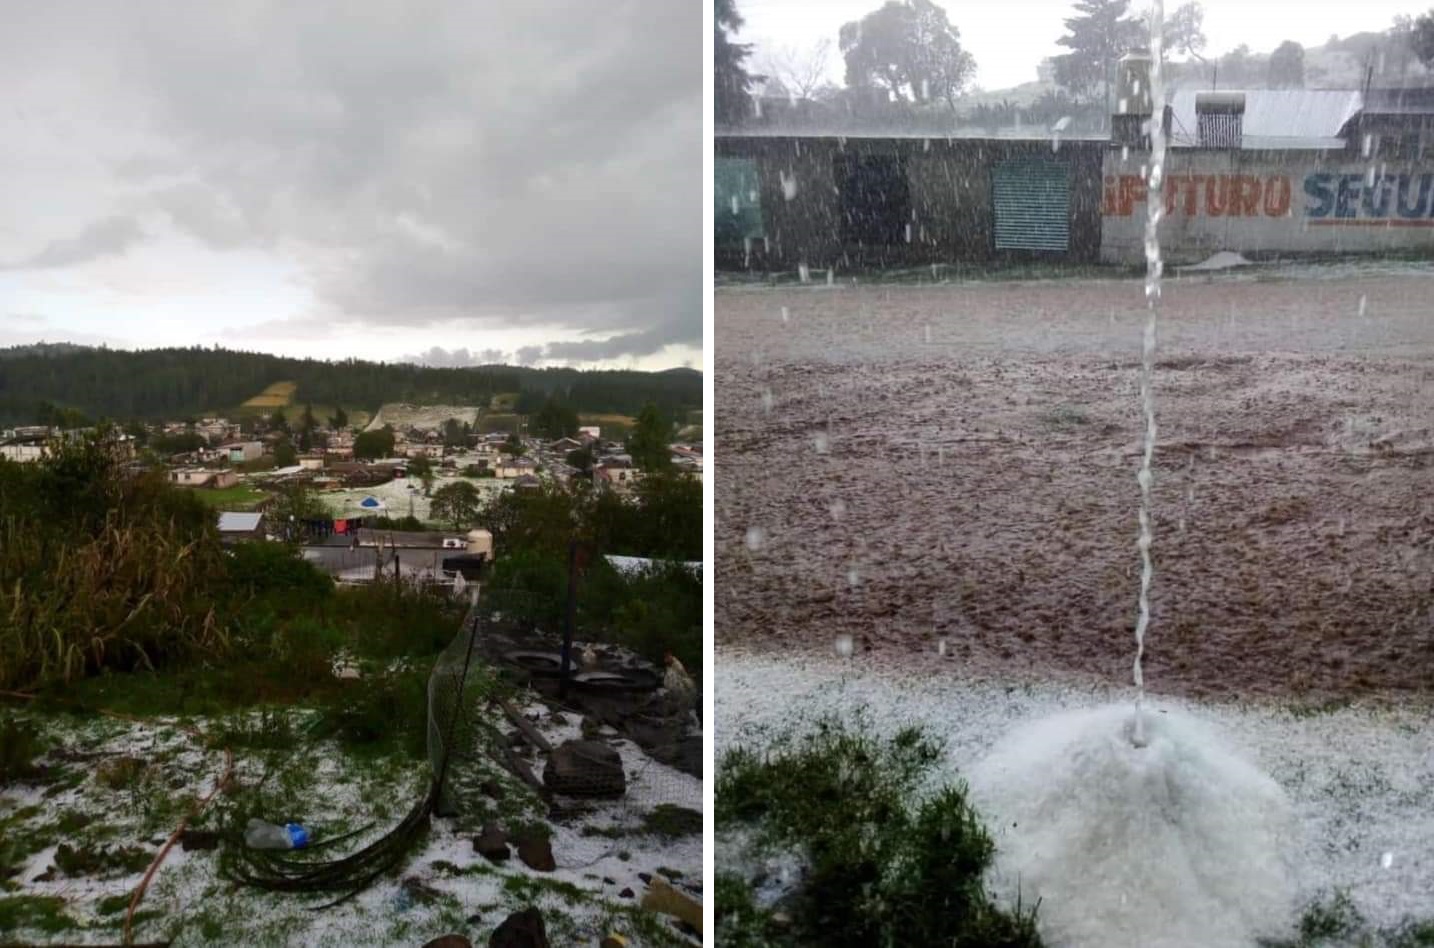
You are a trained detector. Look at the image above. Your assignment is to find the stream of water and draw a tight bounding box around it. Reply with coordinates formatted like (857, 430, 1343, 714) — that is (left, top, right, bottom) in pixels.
(1133, 1, 1167, 748)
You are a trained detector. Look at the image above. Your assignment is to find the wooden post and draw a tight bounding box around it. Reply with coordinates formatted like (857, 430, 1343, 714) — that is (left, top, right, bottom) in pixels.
(559, 538, 578, 698)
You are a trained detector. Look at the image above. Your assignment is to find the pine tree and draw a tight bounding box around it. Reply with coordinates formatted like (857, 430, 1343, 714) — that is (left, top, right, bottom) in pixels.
(1053, 0, 1144, 109)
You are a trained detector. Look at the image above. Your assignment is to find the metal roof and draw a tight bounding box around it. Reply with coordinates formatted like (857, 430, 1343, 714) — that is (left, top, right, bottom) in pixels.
(217, 511, 263, 533)
(1359, 87, 1434, 116)
(716, 125, 1106, 142)
(1166, 88, 1360, 150)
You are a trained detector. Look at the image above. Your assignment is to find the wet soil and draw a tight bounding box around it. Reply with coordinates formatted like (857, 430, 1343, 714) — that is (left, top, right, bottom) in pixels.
(716, 271, 1434, 702)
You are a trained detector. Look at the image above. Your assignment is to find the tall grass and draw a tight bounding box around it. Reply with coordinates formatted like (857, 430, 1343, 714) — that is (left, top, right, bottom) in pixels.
(0, 439, 231, 691)
(0, 516, 227, 689)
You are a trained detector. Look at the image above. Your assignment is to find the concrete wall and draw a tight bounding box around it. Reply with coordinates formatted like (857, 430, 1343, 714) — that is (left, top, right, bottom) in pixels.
(1101, 148, 1434, 264)
(716, 136, 1105, 269)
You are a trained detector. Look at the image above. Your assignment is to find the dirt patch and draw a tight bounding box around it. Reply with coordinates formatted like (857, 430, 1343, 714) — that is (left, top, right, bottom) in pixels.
(716, 272, 1434, 702)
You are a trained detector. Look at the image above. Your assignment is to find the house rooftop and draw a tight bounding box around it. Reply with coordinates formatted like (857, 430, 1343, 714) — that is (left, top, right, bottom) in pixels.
(217, 512, 263, 533)
(355, 529, 464, 549)
(716, 125, 1107, 142)
(1166, 88, 1361, 150)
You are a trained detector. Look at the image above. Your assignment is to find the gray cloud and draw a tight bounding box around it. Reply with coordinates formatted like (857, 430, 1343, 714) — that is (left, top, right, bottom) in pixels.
(514, 345, 544, 366)
(401, 346, 509, 368)
(0, 1, 700, 364)
(5, 216, 145, 270)
(543, 322, 691, 363)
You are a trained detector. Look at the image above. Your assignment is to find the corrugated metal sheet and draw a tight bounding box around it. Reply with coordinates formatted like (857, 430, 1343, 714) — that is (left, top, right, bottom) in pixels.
(1167, 89, 1360, 150)
(218, 511, 263, 533)
(992, 159, 1070, 252)
(715, 127, 1108, 142)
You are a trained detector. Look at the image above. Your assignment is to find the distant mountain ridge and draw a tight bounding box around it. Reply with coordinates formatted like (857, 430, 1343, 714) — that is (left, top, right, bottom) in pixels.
(0, 342, 96, 360)
(0, 344, 701, 426)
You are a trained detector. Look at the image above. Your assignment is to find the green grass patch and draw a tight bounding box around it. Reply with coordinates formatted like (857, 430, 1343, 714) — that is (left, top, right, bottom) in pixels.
(0, 715, 46, 785)
(716, 714, 1042, 948)
(183, 483, 271, 511)
(477, 411, 521, 434)
(52, 842, 151, 878)
(1261, 891, 1434, 947)
(643, 804, 702, 839)
(716, 871, 791, 947)
(0, 895, 77, 935)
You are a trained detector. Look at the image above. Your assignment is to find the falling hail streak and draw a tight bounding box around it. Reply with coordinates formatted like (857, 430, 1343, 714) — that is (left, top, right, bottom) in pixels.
(1133, 0, 1167, 749)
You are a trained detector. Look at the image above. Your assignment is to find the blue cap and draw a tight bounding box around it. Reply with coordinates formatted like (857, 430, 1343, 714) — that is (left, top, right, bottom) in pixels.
(286, 823, 310, 849)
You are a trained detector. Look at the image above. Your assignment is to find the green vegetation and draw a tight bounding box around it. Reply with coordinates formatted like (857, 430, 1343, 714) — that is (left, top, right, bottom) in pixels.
(0, 345, 700, 427)
(0, 716, 45, 784)
(0, 895, 77, 935)
(267, 482, 333, 524)
(626, 402, 674, 472)
(531, 394, 580, 439)
(150, 430, 207, 455)
(430, 480, 482, 529)
(354, 426, 396, 461)
(183, 483, 271, 510)
(53, 842, 151, 877)
(642, 805, 703, 839)
(1260, 892, 1434, 947)
(0, 432, 467, 711)
(478, 475, 701, 673)
(1, 438, 230, 691)
(566, 446, 594, 474)
(0, 427, 699, 945)
(715, 716, 1042, 948)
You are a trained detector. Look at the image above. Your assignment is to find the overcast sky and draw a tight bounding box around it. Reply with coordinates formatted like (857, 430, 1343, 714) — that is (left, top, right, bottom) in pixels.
(0, 1, 700, 371)
(737, 0, 1422, 93)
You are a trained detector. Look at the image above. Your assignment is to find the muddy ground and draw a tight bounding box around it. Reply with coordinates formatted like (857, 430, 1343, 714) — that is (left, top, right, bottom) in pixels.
(715, 267, 1434, 702)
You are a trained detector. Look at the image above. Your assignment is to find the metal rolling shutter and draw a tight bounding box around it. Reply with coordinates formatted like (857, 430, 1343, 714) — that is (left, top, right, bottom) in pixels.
(992, 159, 1071, 252)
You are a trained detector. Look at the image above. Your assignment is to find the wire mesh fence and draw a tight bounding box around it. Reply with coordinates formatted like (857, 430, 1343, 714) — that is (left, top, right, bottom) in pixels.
(430, 587, 703, 862)
(227, 579, 701, 905)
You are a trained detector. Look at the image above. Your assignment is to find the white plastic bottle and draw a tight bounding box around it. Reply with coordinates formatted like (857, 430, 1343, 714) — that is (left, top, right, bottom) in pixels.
(244, 818, 310, 849)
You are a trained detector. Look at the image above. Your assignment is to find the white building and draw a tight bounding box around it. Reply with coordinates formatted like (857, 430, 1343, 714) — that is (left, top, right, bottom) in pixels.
(223, 441, 265, 463)
(0, 442, 47, 463)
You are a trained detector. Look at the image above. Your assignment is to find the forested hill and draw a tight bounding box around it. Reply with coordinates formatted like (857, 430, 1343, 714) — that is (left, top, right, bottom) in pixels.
(0, 346, 701, 425)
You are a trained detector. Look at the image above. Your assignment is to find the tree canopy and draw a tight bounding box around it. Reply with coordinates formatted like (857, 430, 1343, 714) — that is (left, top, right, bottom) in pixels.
(531, 394, 579, 440)
(839, 0, 976, 107)
(626, 403, 673, 472)
(1053, 0, 1144, 105)
(1160, 2, 1207, 61)
(0, 345, 700, 428)
(430, 480, 483, 530)
(715, 0, 757, 124)
(1267, 40, 1305, 88)
(354, 426, 395, 461)
(1412, 10, 1434, 67)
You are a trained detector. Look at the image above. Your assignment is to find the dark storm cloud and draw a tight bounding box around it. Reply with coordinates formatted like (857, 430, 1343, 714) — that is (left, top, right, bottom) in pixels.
(0, 0, 700, 362)
(4, 217, 146, 270)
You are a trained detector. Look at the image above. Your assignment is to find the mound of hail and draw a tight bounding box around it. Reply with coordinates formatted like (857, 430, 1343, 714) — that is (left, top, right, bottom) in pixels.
(968, 704, 1296, 948)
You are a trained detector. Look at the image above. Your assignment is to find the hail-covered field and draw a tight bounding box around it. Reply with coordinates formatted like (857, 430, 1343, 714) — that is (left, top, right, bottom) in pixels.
(715, 263, 1434, 941)
(1, 698, 701, 946)
(717, 265, 1434, 701)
